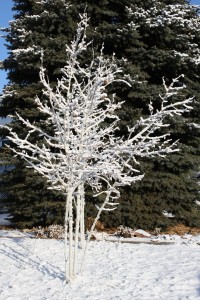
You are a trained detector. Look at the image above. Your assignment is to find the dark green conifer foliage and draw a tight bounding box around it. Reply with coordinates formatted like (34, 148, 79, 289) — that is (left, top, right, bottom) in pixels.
(0, 0, 200, 229)
(119, 0, 200, 230)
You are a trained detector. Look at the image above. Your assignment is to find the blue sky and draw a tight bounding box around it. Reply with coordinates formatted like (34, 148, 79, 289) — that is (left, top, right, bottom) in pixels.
(0, 0, 200, 93)
(0, 0, 13, 93)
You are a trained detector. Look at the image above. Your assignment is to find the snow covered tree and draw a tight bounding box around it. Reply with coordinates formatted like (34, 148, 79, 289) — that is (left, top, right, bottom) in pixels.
(5, 14, 194, 281)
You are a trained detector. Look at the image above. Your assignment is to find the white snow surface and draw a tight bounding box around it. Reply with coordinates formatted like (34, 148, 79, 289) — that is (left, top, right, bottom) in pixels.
(1, 231, 200, 300)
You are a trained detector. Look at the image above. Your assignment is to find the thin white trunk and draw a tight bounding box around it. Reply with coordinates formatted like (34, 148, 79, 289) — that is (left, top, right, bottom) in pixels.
(80, 184, 85, 248)
(88, 192, 110, 242)
(64, 194, 69, 282)
(73, 189, 81, 277)
(68, 186, 74, 281)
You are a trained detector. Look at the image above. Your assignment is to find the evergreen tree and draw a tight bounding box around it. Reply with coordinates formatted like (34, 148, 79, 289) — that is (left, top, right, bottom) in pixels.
(0, 0, 200, 229)
(114, 0, 200, 229)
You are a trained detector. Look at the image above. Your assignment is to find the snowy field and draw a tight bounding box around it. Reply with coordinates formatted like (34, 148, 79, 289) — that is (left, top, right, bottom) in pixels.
(1, 231, 200, 300)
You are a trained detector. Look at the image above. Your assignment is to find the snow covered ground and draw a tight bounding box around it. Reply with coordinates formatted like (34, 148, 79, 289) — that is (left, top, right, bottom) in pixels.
(1, 231, 200, 300)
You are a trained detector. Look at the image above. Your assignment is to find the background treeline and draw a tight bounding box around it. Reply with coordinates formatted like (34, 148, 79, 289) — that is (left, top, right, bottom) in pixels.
(0, 0, 200, 230)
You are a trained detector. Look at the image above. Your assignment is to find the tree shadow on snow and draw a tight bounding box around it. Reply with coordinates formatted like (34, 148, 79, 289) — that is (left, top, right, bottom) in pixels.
(0, 238, 65, 281)
(197, 274, 200, 296)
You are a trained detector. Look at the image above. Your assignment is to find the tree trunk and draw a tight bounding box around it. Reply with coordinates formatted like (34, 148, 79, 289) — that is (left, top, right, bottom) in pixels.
(65, 186, 74, 281)
(73, 188, 81, 277)
(64, 194, 69, 282)
(80, 184, 85, 248)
